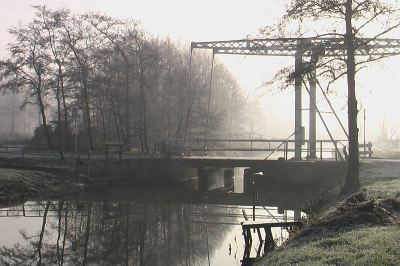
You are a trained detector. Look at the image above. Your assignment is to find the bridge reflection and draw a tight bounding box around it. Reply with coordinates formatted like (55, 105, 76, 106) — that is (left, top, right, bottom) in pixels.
(0, 198, 301, 266)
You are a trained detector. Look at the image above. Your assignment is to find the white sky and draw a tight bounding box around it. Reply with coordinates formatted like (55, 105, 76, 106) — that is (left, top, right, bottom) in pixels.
(1, 0, 400, 142)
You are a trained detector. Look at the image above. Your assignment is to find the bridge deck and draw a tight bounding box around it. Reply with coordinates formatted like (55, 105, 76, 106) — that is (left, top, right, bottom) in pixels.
(177, 156, 281, 168)
(169, 156, 342, 168)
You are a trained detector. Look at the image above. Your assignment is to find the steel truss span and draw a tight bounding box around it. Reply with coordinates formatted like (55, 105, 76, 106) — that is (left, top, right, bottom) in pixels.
(191, 38, 400, 57)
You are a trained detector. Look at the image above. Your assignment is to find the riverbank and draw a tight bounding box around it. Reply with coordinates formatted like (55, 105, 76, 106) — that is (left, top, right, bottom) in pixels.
(255, 158, 400, 265)
(0, 165, 88, 207)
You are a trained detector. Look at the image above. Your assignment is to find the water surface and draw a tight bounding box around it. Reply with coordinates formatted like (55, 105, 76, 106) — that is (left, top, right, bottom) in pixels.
(0, 186, 299, 265)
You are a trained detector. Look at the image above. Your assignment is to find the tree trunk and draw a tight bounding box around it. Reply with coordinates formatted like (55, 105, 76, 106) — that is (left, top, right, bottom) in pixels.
(116, 100, 124, 143)
(69, 45, 95, 151)
(82, 202, 92, 266)
(139, 70, 149, 153)
(344, 0, 360, 191)
(37, 78, 53, 150)
(60, 69, 70, 150)
(56, 70, 62, 149)
(125, 66, 131, 150)
(82, 74, 95, 151)
(37, 201, 51, 266)
(98, 95, 107, 142)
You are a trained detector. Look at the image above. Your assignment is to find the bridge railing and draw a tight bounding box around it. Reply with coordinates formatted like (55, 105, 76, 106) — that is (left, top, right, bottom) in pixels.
(0, 145, 26, 158)
(0, 139, 371, 171)
(123, 138, 351, 161)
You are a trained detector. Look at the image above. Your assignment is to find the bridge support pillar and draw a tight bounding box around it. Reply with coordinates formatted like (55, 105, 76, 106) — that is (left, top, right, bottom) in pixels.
(294, 210, 302, 222)
(309, 62, 317, 159)
(197, 167, 208, 192)
(294, 43, 305, 160)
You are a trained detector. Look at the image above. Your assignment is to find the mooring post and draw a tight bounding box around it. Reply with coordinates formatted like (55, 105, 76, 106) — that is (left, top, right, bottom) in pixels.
(253, 191, 257, 221)
(264, 227, 275, 253)
(256, 228, 264, 257)
(242, 227, 252, 259)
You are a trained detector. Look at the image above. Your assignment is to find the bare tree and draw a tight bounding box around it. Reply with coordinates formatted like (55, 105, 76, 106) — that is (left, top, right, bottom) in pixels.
(259, 0, 400, 191)
(59, 12, 96, 150)
(86, 13, 141, 149)
(1, 21, 54, 149)
(2, 6, 251, 151)
(35, 5, 72, 149)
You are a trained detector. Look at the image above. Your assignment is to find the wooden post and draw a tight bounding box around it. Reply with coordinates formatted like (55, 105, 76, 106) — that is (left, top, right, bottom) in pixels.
(242, 227, 252, 257)
(256, 228, 264, 257)
(242, 228, 250, 259)
(368, 142, 372, 158)
(253, 191, 257, 221)
(264, 227, 275, 253)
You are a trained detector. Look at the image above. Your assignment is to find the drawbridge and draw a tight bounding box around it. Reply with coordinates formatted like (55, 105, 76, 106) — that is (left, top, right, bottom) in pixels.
(186, 37, 400, 160)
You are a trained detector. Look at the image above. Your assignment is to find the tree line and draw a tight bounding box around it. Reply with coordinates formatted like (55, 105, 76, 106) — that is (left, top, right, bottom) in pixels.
(0, 6, 253, 151)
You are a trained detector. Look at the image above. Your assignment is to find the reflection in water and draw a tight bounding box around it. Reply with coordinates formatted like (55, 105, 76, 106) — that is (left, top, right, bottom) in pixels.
(0, 199, 297, 265)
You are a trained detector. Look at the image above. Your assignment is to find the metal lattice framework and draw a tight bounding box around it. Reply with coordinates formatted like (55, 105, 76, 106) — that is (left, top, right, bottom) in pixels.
(192, 37, 400, 57)
(190, 37, 400, 159)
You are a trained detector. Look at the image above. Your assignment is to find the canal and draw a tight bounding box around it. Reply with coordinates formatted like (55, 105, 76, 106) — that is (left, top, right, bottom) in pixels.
(0, 169, 305, 265)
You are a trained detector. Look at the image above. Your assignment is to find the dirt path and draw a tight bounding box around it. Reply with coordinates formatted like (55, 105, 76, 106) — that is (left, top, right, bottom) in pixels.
(370, 141, 400, 159)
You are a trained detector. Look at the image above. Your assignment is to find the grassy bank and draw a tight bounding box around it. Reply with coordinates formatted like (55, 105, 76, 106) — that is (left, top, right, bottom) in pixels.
(255, 160, 400, 266)
(0, 166, 87, 207)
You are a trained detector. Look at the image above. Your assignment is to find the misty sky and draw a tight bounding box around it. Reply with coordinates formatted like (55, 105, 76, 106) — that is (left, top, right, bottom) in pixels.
(1, 0, 400, 141)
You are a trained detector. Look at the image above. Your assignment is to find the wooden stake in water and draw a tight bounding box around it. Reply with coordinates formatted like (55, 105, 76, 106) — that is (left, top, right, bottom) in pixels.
(253, 191, 257, 221)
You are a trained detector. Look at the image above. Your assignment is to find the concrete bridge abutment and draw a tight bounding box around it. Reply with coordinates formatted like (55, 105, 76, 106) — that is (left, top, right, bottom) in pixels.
(196, 166, 234, 193)
(243, 161, 346, 194)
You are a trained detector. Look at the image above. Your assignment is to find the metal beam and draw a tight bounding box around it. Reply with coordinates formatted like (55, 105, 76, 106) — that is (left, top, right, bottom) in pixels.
(294, 41, 305, 159)
(191, 37, 400, 160)
(192, 37, 400, 57)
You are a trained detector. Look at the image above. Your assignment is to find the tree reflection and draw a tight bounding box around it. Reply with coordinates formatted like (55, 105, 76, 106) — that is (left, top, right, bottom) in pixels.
(0, 200, 244, 265)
